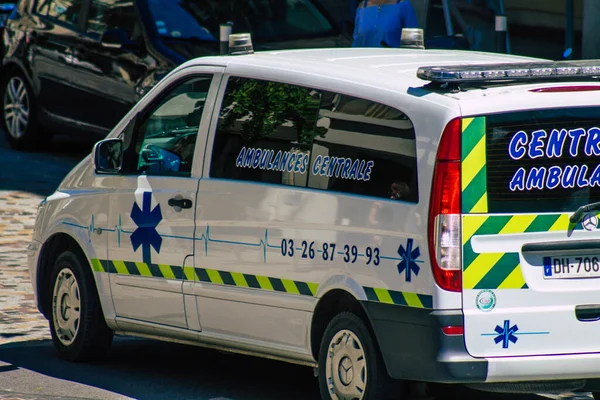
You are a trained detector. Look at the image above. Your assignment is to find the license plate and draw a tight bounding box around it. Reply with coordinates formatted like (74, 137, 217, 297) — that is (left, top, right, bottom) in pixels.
(543, 255, 600, 279)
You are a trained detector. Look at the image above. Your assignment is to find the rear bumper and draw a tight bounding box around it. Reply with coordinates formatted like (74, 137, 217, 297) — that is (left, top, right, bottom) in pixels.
(362, 302, 600, 385)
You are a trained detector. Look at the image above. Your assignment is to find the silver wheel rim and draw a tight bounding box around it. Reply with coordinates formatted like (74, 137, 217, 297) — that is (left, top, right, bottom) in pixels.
(325, 329, 367, 400)
(3, 76, 29, 139)
(52, 268, 81, 346)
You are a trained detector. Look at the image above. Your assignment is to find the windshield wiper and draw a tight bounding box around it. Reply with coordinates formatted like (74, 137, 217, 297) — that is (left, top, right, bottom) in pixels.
(570, 201, 600, 224)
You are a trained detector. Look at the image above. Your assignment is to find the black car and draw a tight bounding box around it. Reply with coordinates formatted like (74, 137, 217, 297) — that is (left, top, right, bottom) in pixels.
(0, 0, 349, 150)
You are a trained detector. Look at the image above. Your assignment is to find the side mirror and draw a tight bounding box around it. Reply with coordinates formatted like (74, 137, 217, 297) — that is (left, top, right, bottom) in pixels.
(100, 28, 137, 49)
(94, 138, 123, 173)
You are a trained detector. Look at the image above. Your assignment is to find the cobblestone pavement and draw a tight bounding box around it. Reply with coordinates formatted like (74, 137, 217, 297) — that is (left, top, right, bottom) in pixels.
(0, 191, 50, 345)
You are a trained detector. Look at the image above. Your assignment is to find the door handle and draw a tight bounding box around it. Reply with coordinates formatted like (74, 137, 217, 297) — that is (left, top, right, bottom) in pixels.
(575, 305, 600, 322)
(168, 197, 193, 209)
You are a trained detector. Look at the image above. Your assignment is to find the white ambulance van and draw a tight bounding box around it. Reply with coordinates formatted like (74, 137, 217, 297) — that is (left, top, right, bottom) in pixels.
(27, 33, 600, 399)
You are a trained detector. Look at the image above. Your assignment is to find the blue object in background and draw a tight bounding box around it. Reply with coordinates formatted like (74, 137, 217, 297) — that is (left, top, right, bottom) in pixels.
(352, 0, 418, 48)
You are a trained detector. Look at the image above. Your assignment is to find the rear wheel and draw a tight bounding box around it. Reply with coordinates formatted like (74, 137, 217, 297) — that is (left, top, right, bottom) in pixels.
(49, 250, 113, 361)
(1, 69, 48, 151)
(318, 312, 404, 400)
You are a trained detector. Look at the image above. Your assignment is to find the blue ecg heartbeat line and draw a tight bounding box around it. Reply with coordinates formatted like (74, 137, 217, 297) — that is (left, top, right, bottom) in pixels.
(481, 320, 549, 348)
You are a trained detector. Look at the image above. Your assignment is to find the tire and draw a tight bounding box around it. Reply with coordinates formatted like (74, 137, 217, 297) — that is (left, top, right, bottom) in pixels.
(0, 69, 49, 151)
(318, 312, 405, 400)
(48, 250, 113, 361)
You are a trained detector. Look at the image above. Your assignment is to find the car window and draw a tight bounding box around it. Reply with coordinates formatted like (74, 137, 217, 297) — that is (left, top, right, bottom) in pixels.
(122, 75, 213, 177)
(85, 0, 138, 40)
(36, 0, 83, 28)
(210, 77, 419, 203)
(144, 0, 336, 43)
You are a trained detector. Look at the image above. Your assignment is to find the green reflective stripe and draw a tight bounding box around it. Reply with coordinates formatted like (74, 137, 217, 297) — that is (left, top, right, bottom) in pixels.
(91, 258, 104, 273)
(363, 287, 433, 309)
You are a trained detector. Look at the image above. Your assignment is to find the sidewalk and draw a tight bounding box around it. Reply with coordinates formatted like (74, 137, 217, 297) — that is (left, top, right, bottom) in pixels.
(0, 191, 50, 345)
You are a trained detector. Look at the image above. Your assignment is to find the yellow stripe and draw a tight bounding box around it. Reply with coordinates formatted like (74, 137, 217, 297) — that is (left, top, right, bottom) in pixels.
(462, 117, 474, 131)
(158, 264, 176, 279)
(548, 214, 571, 232)
(469, 192, 488, 213)
(373, 288, 394, 304)
(498, 264, 526, 289)
(462, 136, 486, 190)
(230, 272, 249, 287)
(307, 282, 319, 296)
(498, 214, 537, 235)
(463, 253, 504, 289)
(135, 262, 152, 277)
(206, 269, 224, 285)
(256, 276, 274, 291)
(281, 279, 300, 295)
(112, 260, 129, 275)
(462, 215, 489, 245)
(91, 259, 105, 273)
(183, 266, 198, 281)
(402, 292, 424, 308)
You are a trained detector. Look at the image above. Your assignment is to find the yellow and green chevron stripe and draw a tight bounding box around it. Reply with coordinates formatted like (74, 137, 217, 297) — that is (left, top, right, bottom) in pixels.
(462, 213, 580, 290)
(461, 116, 488, 214)
(91, 259, 433, 308)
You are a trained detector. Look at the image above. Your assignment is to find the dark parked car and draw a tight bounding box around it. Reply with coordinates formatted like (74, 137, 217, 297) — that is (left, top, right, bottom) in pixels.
(0, 0, 350, 150)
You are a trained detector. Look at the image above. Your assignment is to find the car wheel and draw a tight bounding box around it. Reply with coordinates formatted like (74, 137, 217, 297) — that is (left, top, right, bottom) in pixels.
(318, 312, 405, 400)
(1, 70, 48, 151)
(49, 250, 113, 361)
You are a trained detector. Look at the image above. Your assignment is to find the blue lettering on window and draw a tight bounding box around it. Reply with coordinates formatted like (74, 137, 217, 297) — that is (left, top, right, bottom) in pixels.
(509, 168, 526, 191)
(561, 165, 579, 188)
(280, 152, 290, 172)
(348, 159, 360, 180)
(508, 130, 528, 160)
(243, 148, 255, 167)
(568, 128, 586, 157)
(312, 155, 322, 176)
(341, 158, 352, 179)
(334, 159, 345, 178)
(585, 127, 600, 156)
(320, 156, 330, 176)
(301, 153, 309, 174)
(294, 153, 303, 173)
(267, 150, 276, 170)
(546, 166, 562, 190)
(235, 147, 246, 167)
(326, 157, 337, 177)
(287, 153, 297, 172)
(546, 129, 567, 158)
(526, 167, 546, 190)
(577, 164, 590, 187)
(272, 151, 282, 170)
(252, 148, 262, 169)
(589, 165, 600, 187)
(259, 149, 270, 169)
(363, 161, 374, 181)
(357, 160, 365, 180)
(528, 130, 547, 159)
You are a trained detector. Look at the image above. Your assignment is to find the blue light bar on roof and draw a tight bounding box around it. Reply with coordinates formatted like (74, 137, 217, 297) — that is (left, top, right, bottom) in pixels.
(417, 60, 600, 84)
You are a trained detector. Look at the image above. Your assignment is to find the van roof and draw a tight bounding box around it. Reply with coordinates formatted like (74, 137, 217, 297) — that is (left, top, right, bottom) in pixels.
(192, 47, 548, 98)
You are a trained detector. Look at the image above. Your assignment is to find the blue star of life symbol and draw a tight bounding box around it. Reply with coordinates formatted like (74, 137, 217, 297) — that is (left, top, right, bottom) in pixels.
(397, 238, 421, 282)
(494, 320, 519, 348)
(130, 191, 163, 265)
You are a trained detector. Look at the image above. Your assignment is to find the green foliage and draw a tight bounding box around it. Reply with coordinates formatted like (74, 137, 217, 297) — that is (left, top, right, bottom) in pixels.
(220, 79, 327, 150)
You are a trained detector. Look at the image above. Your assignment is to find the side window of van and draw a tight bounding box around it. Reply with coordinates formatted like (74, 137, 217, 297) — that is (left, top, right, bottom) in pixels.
(210, 77, 419, 203)
(36, 0, 83, 28)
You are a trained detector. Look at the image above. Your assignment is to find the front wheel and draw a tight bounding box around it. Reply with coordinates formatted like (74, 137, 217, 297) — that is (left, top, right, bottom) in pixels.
(49, 250, 113, 361)
(318, 312, 404, 400)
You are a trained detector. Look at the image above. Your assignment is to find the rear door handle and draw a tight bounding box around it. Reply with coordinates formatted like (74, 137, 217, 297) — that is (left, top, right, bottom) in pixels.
(168, 197, 192, 209)
(575, 305, 600, 322)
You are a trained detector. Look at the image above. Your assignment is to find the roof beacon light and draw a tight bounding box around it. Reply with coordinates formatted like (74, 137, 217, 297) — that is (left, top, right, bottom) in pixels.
(400, 28, 425, 49)
(228, 33, 254, 55)
(417, 60, 600, 84)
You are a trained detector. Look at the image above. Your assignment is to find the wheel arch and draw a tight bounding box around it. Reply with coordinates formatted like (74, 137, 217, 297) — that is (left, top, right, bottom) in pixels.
(0, 61, 36, 95)
(309, 288, 374, 361)
(37, 232, 97, 319)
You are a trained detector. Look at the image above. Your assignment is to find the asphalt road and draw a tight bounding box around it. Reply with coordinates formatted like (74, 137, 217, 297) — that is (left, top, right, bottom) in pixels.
(0, 132, 592, 400)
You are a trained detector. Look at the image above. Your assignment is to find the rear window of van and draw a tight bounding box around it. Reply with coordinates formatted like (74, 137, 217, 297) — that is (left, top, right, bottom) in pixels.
(486, 107, 600, 214)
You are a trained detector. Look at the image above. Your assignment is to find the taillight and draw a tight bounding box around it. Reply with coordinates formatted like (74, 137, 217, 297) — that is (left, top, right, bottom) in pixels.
(428, 118, 462, 292)
(441, 325, 464, 336)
